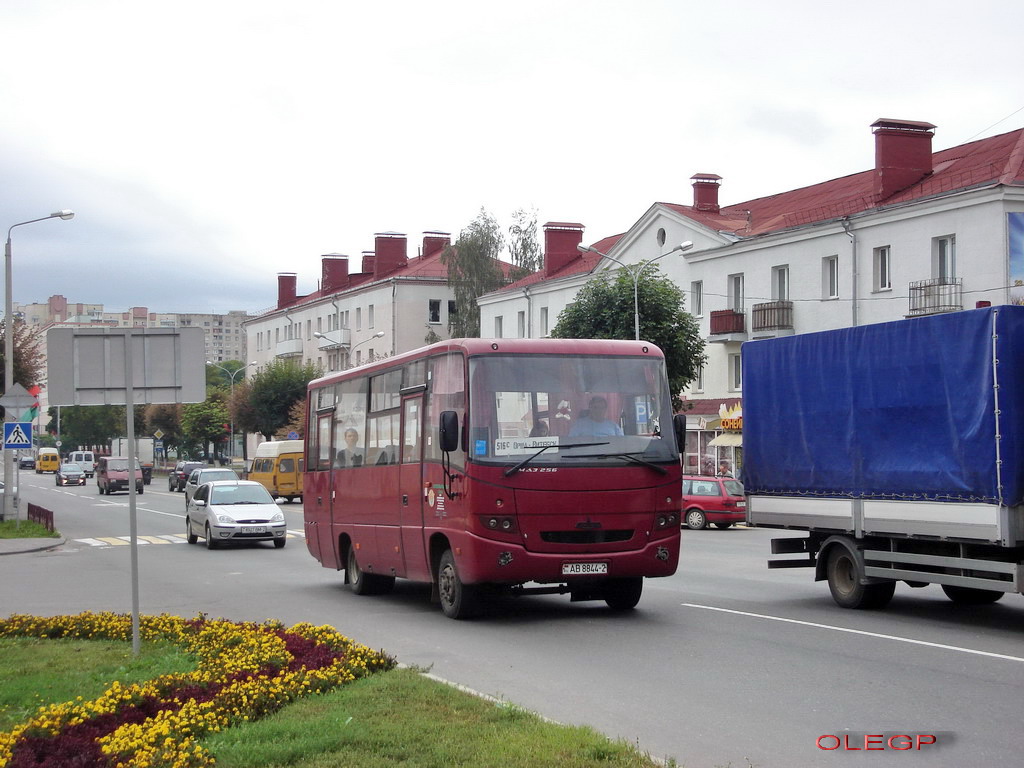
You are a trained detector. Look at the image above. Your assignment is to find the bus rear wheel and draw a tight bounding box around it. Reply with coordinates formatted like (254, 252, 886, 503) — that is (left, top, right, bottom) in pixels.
(347, 547, 394, 596)
(438, 549, 479, 619)
(603, 577, 643, 610)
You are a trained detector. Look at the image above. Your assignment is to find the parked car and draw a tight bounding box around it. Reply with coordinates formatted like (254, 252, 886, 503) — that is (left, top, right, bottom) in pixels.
(681, 475, 746, 530)
(185, 480, 287, 550)
(169, 461, 207, 492)
(184, 467, 239, 506)
(96, 456, 144, 495)
(18, 454, 34, 470)
(56, 463, 87, 486)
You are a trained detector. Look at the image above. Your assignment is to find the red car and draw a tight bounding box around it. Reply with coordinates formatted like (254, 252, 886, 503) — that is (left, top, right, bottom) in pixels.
(682, 475, 745, 530)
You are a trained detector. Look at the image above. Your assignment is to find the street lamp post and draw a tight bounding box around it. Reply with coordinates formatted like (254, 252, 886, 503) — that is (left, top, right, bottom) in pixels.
(577, 240, 693, 340)
(206, 360, 256, 461)
(4, 210, 74, 521)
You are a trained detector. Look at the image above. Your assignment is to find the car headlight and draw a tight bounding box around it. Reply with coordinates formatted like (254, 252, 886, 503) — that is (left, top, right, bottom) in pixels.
(271, 512, 285, 523)
(216, 514, 234, 524)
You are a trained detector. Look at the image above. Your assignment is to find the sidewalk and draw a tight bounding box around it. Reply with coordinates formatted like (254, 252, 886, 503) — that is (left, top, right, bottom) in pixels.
(0, 536, 66, 555)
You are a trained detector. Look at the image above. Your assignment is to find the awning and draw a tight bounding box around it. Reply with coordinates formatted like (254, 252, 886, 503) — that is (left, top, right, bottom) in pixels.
(708, 432, 742, 447)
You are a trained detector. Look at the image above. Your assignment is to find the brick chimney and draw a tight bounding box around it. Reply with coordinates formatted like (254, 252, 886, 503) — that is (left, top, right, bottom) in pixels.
(321, 254, 350, 293)
(691, 174, 722, 213)
(872, 118, 936, 200)
(422, 231, 451, 259)
(543, 222, 585, 277)
(373, 232, 407, 278)
(277, 273, 297, 309)
(361, 251, 376, 275)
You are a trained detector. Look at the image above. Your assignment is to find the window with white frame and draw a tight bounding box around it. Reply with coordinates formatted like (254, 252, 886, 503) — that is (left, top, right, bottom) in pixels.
(517, 310, 525, 338)
(691, 281, 703, 316)
(368, 304, 375, 329)
(356, 307, 362, 331)
(540, 306, 549, 336)
(728, 273, 744, 313)
(494, 316, 503, 338)
(694, 365, 705, 393)
(934, 235, 956, 280)
(822, 256, 839, 299)
(428, 299, 441, 324)
(771, 265, 790, 301)
(729, 353, 742, 391)
(873, 246, 892, 291)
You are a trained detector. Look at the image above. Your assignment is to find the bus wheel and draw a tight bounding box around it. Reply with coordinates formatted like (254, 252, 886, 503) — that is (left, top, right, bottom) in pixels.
(347, 548, 394, 595)
(941, 584, 1004, 604)
(826, 546, 894, 609)
(603, 577, 643, 610)
(438, 550, 479, 619)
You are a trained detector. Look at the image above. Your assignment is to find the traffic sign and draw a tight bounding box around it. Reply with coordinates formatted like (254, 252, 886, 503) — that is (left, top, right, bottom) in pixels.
(287, 431, 299, 440)
(3, 422, 32, 450)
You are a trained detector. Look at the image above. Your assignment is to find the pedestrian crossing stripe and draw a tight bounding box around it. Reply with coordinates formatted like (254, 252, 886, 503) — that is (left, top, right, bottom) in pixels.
(74, 532, 303, 547)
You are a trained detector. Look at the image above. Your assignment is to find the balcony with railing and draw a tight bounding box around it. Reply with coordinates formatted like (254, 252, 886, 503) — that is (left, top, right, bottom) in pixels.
(907, 277, 963, 317)
(751, 300, 794, 338)
(275, 338, 303, 358)
(709, 309, 747, 342)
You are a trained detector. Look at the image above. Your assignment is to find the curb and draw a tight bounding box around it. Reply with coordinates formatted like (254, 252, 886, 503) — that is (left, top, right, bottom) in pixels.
(0, 536, 66, 556)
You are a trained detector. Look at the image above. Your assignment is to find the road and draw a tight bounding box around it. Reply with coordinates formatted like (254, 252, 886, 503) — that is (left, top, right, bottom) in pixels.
(4, 469, 1024, 768)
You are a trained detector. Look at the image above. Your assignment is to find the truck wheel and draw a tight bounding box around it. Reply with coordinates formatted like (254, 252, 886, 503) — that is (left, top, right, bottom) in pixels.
(685, 508, 707, 530)
(437, 549, 479, 619)
(347, 547, 394, 596)
(941, 585, 1004, 604)
(604, 577, 643, 610)
(826, 547, 895, 609)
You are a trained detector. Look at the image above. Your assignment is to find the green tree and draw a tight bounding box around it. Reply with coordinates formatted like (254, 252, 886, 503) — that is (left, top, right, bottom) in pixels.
(235, 360, 322, 442)
(55, 405, 124, 451)
(442, 207, 506, 337)
(551, 265, 706, 409)
(508, 207, 542, 275)
(145, 403, 184, 454)
(0, 320, 45, 418)
(181, 397, 230, 462)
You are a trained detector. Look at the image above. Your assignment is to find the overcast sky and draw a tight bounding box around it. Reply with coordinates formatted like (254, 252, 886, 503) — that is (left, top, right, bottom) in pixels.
(2, 0, 1021, 315)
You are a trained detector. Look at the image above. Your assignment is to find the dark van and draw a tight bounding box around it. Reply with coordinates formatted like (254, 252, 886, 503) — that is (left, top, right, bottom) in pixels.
(96, 456, 144, 495)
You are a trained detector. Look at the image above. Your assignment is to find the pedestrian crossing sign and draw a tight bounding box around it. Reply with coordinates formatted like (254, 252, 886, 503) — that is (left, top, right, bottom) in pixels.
(3, 422, 32, 450)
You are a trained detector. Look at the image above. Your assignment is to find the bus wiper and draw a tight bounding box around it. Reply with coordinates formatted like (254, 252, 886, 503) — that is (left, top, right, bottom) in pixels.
(564, 452, 669, 475)
(504, 441, 609, 477)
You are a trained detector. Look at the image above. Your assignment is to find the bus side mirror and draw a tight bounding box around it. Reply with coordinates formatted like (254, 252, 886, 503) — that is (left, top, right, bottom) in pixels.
(439, 411, 460, 453)
(673, 414, 687, 454)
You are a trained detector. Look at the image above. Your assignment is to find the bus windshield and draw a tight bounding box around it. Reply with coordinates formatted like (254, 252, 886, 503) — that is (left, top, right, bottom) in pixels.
(468, 353, 677, 467)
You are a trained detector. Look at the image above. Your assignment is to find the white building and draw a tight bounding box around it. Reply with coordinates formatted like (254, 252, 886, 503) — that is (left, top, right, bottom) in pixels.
(480, 118, 1024, 475)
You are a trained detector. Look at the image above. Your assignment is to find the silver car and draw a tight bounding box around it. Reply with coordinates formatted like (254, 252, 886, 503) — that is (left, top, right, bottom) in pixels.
(185, 480, 287, 550)
(183, 467, 239, 507)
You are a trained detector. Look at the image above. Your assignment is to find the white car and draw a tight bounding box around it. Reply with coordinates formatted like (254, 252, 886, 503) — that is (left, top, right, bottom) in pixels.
(185, 480, 287, 550)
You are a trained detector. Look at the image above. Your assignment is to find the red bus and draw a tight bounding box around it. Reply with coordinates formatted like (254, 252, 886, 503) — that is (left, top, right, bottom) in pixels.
(303, 338, 682, 618)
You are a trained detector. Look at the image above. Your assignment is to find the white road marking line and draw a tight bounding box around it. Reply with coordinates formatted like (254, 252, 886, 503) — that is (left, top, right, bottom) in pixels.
(682, 603, 1024, 663)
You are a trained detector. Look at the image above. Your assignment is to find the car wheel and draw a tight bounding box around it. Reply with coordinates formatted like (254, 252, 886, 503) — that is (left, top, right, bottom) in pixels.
(274, 537, 286, 549)
(185, 517, 198, 545)
(437, 549, 479, 619)
(685, 508, 707, 530)
(714, 522, 734, 529)
(205, 524, 218, 550)
(138, 486, 144, 495)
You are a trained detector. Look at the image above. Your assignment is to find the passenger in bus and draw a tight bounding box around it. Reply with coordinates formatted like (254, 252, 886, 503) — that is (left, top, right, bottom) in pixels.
(335, 428, 364, 467)
(568, 396, 624, 437)
(529, 419, 550, 437)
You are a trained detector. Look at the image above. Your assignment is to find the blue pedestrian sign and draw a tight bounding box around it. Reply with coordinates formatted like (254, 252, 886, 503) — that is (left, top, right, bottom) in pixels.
(3, 422, 32, 450)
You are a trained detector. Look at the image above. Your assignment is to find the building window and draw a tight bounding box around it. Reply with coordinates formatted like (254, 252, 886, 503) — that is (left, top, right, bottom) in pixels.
(691, 281, 703, 316)
(874, 246, 892, 291)
(356, 307, 362, 331)
(428, 299, 441, 324)
(694, 365, 705, 393)
(494, 316, 503, 338)
(368, 304, 375, 329)
(656, 227, 666, 247)
(448, 300, 456, 320)
(517, 310, 525, 338)
(729, 354, 742, 391)
(934, 235, 956, 279)
(728, 274, 744, 313)
(771, 265, 789, 301)
(822, 256, 839, 299)
(540, 306, 549, 336)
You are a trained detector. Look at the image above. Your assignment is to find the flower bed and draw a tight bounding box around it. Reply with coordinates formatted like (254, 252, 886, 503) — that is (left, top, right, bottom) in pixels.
(0, 612, 394, 768)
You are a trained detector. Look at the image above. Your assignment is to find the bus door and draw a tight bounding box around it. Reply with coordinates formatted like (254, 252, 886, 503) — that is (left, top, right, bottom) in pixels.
(305, 411, 333, 565)
(397, 393, 427, 576)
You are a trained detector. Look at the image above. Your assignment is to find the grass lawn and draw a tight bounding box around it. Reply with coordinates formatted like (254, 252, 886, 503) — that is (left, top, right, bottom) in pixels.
(0, 519, 59, 539)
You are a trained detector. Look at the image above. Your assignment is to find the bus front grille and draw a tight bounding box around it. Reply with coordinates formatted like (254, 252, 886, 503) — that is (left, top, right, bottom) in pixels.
(540, 530, 633, 544)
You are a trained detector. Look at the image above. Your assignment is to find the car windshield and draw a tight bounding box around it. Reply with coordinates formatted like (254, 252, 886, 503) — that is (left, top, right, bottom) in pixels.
(60, 464, 82, 472)
(210, 484, 274, 505)
(468, 353, 678, 467)
(199, 470, 237, 482)
(107, 459, 141, 471)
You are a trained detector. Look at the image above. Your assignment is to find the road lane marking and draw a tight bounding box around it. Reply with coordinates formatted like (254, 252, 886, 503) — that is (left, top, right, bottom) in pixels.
(682, 603, 1024, 663)
(74, 532, 303, 548)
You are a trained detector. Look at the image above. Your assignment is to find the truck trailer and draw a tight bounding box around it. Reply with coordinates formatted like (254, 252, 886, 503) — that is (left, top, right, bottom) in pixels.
(742, 305, 1024, 609)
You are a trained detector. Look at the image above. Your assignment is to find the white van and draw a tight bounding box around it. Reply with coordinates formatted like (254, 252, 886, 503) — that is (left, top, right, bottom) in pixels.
(68, 450, 97, 478)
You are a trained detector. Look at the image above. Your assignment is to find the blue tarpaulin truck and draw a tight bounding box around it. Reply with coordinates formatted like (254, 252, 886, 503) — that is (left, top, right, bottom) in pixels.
(742, 305, 1024, 609)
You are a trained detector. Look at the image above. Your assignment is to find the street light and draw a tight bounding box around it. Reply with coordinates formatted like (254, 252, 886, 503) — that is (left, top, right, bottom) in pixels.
(577, 240, 693, 340)
(206, 360, 256, 461)
(4, 210, 74, 521)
